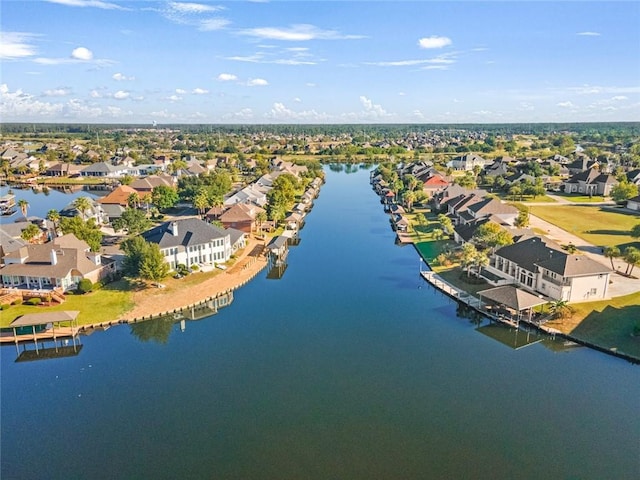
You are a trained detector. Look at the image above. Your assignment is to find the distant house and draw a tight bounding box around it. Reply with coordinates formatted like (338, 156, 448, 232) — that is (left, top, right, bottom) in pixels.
(218, 203, 265, 233)
(80, 162, 127, 178)
(45, 162, 84, 177)
(141, 218, 232, 270)
(129, 174, 175, 194)
(625, 169, 640, 186)
(447, 153, 487, 171)
(1, 234, 115, 292)
(563, 169, 618, 196)
(59, 198, 106, 224)
(481, 236, 611, 302)
(626, 195, 640, 212)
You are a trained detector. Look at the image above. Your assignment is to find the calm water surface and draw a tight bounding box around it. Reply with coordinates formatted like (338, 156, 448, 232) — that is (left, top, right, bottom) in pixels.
(1, 168, 638, 479)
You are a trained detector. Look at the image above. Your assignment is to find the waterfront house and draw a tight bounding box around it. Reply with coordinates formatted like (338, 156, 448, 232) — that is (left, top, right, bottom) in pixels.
(141, 218, 231, 270)
(219, 203, 265, 233)
(80, 162, 127, 178)
(480, 236, 611, 302)
(1, 233, 115, 292)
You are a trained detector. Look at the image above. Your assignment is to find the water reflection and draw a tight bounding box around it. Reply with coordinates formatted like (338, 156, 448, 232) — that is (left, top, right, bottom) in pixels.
(129, 291, 234, 343)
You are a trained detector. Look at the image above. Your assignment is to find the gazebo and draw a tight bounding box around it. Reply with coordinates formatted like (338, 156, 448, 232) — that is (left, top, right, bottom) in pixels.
(10, 311, 80, 352)
(477, 286, 547, 326)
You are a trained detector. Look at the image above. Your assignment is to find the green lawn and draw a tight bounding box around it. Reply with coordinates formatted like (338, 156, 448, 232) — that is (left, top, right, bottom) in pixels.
(529, 205, 640, 249)
(546, 291, 640, 359)
(1, 280, 135, 328)
(551, 192, 611, 203)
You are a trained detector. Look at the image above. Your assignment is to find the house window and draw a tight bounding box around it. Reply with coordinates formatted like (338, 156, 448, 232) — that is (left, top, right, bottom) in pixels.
(590, 288, 597, 295)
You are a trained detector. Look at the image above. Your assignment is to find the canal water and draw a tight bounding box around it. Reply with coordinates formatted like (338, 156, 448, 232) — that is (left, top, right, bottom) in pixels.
(1, 168, 638, 479)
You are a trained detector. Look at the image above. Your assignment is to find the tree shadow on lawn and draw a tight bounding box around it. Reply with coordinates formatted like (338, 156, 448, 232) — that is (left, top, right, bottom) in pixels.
(586, 229, 633, 236)
(570, 305, 640, 360)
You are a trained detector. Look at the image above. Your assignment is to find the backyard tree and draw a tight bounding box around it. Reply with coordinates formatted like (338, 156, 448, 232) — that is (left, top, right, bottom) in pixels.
(113, 207, 152, 235)
(59, 216, 102, 252)
(622, 246, 640, 276)
(610, 181, 638, 203)
(473, 222, 513, 251)
(139, 243, 170, 286)
(152, 185, 179, 211)
(73, 196, 93, 220)
(20, 223, 41, 242)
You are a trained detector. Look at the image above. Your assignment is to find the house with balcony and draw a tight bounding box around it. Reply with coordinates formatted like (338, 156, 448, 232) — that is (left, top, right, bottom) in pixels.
(1, 234, 115, 292)
(141, 218, 231, 270)
(481, 236, 611, 302)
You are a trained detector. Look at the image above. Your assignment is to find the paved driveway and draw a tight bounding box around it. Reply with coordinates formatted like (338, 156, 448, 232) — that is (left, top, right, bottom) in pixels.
(528, 214, 640, 297)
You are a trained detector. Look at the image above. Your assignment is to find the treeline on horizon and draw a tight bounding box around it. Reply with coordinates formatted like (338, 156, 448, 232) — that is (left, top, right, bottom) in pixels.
(1, 122, 639, 137)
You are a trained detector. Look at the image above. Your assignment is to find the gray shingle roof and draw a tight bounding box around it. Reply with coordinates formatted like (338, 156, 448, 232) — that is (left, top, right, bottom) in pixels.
(141, 218, 228, 248)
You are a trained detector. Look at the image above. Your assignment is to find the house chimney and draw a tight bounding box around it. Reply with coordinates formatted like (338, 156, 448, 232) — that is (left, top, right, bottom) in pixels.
(50, 249, 58, 265)
(170, 221, 178, 237)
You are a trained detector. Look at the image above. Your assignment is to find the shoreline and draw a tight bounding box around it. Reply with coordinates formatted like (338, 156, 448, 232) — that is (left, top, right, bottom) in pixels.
(413, 246, 640, 364)
(1, 237, 269, 343)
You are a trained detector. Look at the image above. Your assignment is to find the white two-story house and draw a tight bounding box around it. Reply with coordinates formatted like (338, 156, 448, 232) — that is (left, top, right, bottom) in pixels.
(141, 218, 231, 270)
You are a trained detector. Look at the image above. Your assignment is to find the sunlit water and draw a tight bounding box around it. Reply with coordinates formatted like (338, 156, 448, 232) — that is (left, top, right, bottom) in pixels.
(1, 169, 638, 479)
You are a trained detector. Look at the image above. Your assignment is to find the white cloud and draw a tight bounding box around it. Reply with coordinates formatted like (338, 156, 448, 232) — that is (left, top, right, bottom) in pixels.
(199, 18, 231, 31)
(168, 2, 224, 14)
(167, 94, 182, 101)
(43, 88, 71, 97)
(418, 36, 452, 49)
(306, 83, 316, 87)
(112, 72, 135, 81)
(247, 78, 268, 87)
(223, 108, 254, 120)
(160, 2, 229, 31)
(422, 65, 449, 70)
(611, 96, 628, 101)
(398, 92, 406, 96)
(577, 31, 601, 36)
(71, 47, 93, 60)
(113, 90, 130, 99)
(264, 102, 328, 122)
(293, 97, 301, 103)
(412, 110, 424, 119)
(46, 0, 126, 9)
(557, 101, 575, 108)
(0, 32, 38, 59)
(89, 90, 102, 98)
(176, 88, 187, 94)
(192, 88, 209, 94)
(519, 102, 535, 111)
(238, 24, 365, 41)
(359, 96, 391, 118)
(217, 73, 237, 81)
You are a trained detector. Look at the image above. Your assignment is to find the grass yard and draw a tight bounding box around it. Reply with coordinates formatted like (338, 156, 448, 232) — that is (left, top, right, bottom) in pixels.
(0, 280, 135, 328)
(551, 192, 611, 203)
(545, 291, 640, 359)
(529, 205, 640, 249)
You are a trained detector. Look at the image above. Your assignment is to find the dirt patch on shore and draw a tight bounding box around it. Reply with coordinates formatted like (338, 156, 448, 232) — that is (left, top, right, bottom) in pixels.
(121, 237, 268, 321)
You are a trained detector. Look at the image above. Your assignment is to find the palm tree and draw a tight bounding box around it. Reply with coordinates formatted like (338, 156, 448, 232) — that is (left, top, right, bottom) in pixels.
(193, 189, 210, 216)
(17, 199, 29, 218)
(549, 300, 574, 320)
(73, 196, 92, 220)
(47, 209, 60, 237)
(623, 246, 640, 276)
(403, 190, 416, 212)
(603, 246, 621, 270)
(127, 192, 140, 209)
(255, 210, 267, 234)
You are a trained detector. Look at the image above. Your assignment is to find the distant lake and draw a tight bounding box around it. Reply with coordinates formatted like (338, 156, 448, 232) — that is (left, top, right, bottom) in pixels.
(1, 167, 638, 480)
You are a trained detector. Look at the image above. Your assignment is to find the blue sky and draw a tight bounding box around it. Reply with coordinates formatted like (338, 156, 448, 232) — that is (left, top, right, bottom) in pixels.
(1, 0, 639, 124)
